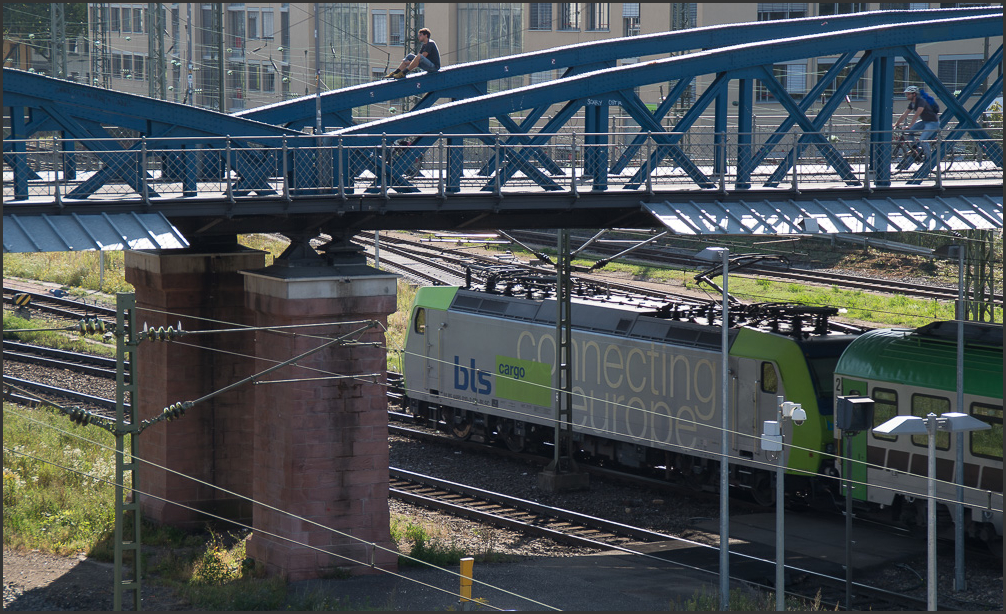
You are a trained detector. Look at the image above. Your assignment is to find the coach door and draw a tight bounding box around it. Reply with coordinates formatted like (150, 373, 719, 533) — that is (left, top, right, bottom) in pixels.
(736, 359, 784, 459)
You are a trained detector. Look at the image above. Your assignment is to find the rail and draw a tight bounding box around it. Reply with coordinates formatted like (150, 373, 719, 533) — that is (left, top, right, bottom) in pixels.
(4, 128, 1002, 204)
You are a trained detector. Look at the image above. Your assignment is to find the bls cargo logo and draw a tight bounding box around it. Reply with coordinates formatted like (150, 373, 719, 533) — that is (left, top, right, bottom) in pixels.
(453, 356, 492, 394)
(453, 355, 551, 407)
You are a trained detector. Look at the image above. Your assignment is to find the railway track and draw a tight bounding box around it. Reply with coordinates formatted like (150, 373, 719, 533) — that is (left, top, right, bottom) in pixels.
(3, 340, 992, 610)
(388, 465, 939, 611)
(3, 286, 118, 322)
(502, 229, 1004, 305)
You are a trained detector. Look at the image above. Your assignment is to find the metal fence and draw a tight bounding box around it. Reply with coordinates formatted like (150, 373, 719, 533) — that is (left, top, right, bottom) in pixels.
(4, 128, 1002, 203)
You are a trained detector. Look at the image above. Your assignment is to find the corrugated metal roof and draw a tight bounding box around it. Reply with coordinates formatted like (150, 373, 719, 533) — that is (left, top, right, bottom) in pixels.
(643, 193, 1003, 235)
(3, 212, 189, 253)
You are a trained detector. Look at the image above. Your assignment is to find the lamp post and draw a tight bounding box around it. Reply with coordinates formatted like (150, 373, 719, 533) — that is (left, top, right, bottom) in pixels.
(935, 241, 969, 591)
(696, 245, 730, 610)
(761, 397, 808, 611)
(873, 412, 991, 611)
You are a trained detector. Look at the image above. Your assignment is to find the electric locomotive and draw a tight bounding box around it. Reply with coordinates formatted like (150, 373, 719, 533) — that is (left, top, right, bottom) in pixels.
(401, 283, 859, 506)
(834, 321, 1003, 544)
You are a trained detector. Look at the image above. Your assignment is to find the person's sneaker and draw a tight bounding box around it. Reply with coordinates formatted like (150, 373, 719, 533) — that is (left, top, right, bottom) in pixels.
(391, 69, 407, 79)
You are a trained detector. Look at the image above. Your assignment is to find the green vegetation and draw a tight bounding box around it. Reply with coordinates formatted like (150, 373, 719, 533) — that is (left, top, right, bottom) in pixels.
(670, 586, 835, 611)
(391, 514, 467, 567)
(3, 403, 118, 556)
(2, 401, 390, 610)
(3, 313, 116, 357)
(2, 250, 131, 297)
(390, 513, 508, 567)
(386, 281, 418, 372)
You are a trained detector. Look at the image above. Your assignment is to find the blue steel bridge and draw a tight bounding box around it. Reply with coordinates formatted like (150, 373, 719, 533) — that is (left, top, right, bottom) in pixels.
(3, 7, 1002, 252)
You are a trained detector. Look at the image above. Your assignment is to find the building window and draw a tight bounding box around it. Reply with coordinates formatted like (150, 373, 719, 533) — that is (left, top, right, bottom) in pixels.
(373, 11, 387, 45)
(559, 3, 579, 30)
(110, 6, 121, 32)
(585, 3, 609, 31)
(262, 10, 274, 39)
(757, 61, 808, 101)
(389, 10, 405, 46)
(248, 63, 260, 91)
(263, 64, 275, 92)
(893, 56, 926, 96)
(530, 69, 553, 84)
(132, 7, 143, 33)
(939, 54, 985, 94)
(623, 3, 640, 36)
(818, 3, 868, 15)
(530, 3, 552, 30)
(229, 7, 246, 52)
(757, 3, 808, 20)
(247, 9, 259, 40)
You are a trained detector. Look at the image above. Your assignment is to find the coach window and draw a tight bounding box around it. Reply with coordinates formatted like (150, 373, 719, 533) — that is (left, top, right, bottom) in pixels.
(911, 394, 950, 450)
(870, 388, 898, 442)
(760, 362, 778, 394)
(970, 403, 1003, 461)
(414, 308, 426, 334)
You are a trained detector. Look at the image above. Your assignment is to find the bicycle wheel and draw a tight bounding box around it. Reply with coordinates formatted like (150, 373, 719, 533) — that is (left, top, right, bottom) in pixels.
(891, 140, 913, 173)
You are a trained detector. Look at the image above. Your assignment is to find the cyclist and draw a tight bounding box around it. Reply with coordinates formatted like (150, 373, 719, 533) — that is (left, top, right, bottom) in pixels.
(893, 85, 939, 162)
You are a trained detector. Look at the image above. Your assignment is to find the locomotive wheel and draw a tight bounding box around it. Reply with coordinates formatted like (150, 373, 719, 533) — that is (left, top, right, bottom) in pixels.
(498, 419, 525, 452)
(443, 407, 473, 440)
(679, 456, 708, 491)
(750, 472, 776, 507)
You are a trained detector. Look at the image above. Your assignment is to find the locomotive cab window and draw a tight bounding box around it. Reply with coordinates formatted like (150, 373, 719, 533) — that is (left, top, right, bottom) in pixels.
(970, 403, 1003, 461)
(760, 362, 778, 394)
(870, 388, 898, 442)
(414, 308, 426, 334)
(911, 394, 950, 450)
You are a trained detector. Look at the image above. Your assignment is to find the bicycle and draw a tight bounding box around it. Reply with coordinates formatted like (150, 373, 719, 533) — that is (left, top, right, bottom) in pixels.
(891, 131, 954, 174)
(391, 138, 425, 180)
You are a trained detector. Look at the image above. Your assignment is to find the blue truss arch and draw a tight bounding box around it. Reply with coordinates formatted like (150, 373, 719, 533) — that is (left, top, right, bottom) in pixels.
(329, 12, 1001, 193)
(3, 8, 1002, 206)
(237, 7, 1001, 132)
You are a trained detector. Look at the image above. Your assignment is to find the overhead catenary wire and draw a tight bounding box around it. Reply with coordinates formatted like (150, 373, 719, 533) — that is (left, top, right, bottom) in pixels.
(20, 282, 990, 506)
(1, 405, 560, 611)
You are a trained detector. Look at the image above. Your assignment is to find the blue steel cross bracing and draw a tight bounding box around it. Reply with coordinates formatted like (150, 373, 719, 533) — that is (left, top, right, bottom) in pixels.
(3, 7, 1002, 201)
(331, 11, 1001, 193)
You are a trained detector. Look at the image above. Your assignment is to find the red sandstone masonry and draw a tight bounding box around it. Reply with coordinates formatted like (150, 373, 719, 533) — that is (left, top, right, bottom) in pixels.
(125, 249, 266, 528)
(244, 267, 399, 580)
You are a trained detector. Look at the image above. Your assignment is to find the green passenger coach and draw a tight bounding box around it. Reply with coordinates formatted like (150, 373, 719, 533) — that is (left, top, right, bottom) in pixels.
(834, 321, 1003, 542)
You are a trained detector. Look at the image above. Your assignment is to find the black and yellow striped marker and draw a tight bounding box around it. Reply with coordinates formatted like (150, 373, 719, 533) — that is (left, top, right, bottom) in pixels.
(14, 293, 31, 307)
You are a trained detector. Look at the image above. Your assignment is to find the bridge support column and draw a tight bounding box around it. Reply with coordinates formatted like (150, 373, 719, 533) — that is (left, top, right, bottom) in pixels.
(242, 260, 399, 581)
(125, 247, 267, 527)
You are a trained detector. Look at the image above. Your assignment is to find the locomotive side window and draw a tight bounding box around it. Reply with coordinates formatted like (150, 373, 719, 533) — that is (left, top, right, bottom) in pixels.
(760, 362, 778, 393)
(871, 388, 899, 442)
(911, 394, 950, 450)
(970, 403, 1003, 461)
(414, 308, 426, 334)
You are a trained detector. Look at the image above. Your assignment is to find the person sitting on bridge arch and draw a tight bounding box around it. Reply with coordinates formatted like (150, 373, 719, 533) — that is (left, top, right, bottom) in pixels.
(386, 27, 441, 79)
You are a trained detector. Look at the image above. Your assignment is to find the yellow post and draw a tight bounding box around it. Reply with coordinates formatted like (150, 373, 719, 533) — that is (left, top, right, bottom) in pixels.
(459, 556, 474, 606)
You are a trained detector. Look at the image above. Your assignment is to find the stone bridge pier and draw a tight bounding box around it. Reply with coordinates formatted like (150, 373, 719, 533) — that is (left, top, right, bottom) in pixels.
(125, 244, 399, 580)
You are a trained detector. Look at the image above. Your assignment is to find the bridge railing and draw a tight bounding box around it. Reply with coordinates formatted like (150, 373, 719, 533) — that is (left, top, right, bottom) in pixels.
(4, 128, 1002, 203)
